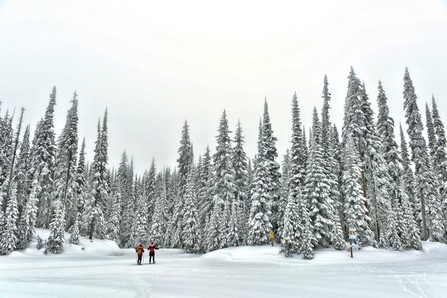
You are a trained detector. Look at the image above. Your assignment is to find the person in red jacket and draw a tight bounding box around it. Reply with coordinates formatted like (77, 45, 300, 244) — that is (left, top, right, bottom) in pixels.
(135, 244, 144, 265)
(148, 242, 159, 264)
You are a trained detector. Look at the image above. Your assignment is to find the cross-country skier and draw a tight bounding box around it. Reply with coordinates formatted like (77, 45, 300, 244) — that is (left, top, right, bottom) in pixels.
(269, 229, 275, 247)
(148, 242, 159, 264)
(135, 244, 145, 265)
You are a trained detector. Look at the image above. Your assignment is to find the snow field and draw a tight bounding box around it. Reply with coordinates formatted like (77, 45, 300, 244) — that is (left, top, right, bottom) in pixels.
(0, 229, 446, 298)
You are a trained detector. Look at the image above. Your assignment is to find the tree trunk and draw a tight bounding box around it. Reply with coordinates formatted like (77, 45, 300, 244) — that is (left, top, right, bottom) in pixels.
(419, 188, 427, 241)
(89, 217, 95, 240)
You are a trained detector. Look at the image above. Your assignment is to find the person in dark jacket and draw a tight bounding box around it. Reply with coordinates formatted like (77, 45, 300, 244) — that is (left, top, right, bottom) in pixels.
(135, 244, 144, 265)
(148, 242, 159, 264)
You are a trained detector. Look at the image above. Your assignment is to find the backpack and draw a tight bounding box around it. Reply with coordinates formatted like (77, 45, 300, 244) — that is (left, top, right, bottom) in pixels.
(137, 249, 142, 254)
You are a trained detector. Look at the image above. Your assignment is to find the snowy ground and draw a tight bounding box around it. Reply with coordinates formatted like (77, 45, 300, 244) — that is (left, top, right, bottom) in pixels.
(1, 230, 447, 298)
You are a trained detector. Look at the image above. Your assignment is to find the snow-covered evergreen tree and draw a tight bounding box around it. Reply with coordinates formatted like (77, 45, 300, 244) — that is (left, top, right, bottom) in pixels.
(332, 212, 346, 250)
(431, 96, 447, 230)
(86, 111, 109, 241)
(227, 199, 244, 247)
(105, 177, 121, 244)
(16, 177, 40, 250)
(168, 186, 184, 248)
(54, 93, 78, 231)
(400, 189, 422, 250)
(278, 150, 291, 240)
(341, 69, 391, 244)
(69, 214, 80, 245)
(129, 179, 148, 247)
(0, 180, 18, 255)
(164, 168, 180, 247)
(33, 87, 57, 229)
(196, 147, 214, 249)
(14, 124, 31, 214)
(383, 199, 403, 251)
(210, 111, 236, 249)
(144, 159, 157, 230)
(0, 111, 14, 190)
(342, 68, 364, 148)
(177, 120, 194, 194)
(47, 198, 65, 254)
(71, 138, 87, 232)
(300, 200, 316, 260)
(320, 77, 342, 230)
(376, 81, 419, 249)
(260, 100, 281, 230)
(149, 173, 168, 247)
(281, 93, 309, 256)
(281, 191, 300, 257)
(116, 152, 133, 247)
(205, 200, 222, 252)
(403, 69, 445, 241)
(247, 113, 272, 245)
(425, 103, 437, 160)
(181, 168, 201, 253)
(232, 121, 249, 245)
(304, 108, 334, 247)
(361, 82, 392, 245)
(341, 134, 374, 245)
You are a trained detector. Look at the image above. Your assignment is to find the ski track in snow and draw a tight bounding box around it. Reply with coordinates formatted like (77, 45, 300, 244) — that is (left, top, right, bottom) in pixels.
(131, 266, 153, 298)
(401, 274, 446, 298)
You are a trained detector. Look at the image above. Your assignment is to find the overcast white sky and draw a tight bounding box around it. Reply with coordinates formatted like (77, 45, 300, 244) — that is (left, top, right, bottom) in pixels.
(0, 0, 446, 174)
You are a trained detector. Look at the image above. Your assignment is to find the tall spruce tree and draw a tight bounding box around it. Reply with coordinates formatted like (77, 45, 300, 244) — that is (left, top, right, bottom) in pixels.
(278, 150, 291, 240)
(247, 109, 273, 245)
(281, 188, 301, 257)
(196, 147, 214, 249)
(47, 198, 66, 254)
(54, 93, 78, 232)
(14, 125, 31, 214)
(144, 160, 157, 230)
(0, 111, 14, 190)
(232, 121, 250, 245)
(403, 69, 445, 241)
(129, 178, 148, 247)
(168, 178, 185, 248)
(304, 108, 334, 248)
(331, 125, 344, 227)
(181, 167, 201, 253)
(341, 134, 374, 245)
(105, 176, 121, 244)
(0, 180, 18, 254)
(150, 173, 168, 247)
(73, 139, 88, 236)
(86, 110, 109, 240)
(399, 125, 421, 227)
(320, 76, 341, 229)
(431, 97, 447, 227)
(281, 93, 309, 255)
(425, 103, 437, 160)
(376, 81, 417, 249)
(177, 120, 194, 195)
(117, 152, 133, 247)
(260, 100, 281, 230)
(33, 87, 57, 228)
(209, 111, 236, 249)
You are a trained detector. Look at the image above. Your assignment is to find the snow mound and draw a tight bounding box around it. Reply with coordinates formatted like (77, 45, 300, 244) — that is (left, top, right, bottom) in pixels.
(202, 245, 282, 262)
(10, 228, 123, 257)
(201, 242, 447, 265)
(421, 241, 447, 259)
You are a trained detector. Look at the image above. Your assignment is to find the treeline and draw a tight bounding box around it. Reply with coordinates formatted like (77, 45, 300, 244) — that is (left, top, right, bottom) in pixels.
(0, 68, 446, 259)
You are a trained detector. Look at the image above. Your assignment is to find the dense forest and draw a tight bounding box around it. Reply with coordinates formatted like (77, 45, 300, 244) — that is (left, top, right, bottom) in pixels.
(0, 67, 446, 259)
